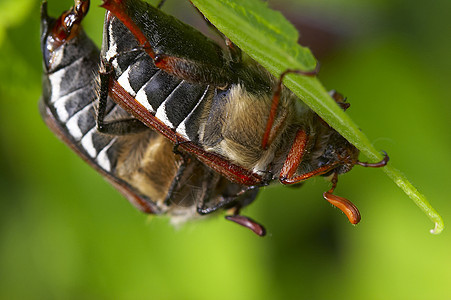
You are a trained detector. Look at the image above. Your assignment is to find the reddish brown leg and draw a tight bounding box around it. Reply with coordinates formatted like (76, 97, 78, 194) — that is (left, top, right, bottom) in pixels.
(262, 66, 320, 150)
(280, 163, 339, 185)
(323, 173, 361, 224)
(278, 129, 340, 184)
(277, 128, 361, 224)
(279, 129, 308, 181)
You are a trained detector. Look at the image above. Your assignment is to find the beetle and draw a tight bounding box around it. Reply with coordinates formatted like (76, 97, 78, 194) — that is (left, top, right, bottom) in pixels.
(96, 0, 388, 227)
(40, 0, 265, 235)
(40, 0, 388, 236)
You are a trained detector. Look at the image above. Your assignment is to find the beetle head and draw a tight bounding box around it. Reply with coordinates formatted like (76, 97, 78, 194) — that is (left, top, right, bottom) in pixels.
(317, 130, 360, 175)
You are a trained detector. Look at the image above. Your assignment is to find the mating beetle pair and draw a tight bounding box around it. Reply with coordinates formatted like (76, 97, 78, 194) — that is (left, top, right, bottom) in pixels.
(40, 0, 387, 236)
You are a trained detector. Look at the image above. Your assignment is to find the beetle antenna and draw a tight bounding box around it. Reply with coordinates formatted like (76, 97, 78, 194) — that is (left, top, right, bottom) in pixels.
(323, 173, 361, 225)
(225, 215, 266, 236)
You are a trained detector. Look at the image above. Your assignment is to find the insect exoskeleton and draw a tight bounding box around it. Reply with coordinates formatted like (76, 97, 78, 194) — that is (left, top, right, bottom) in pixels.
(97, 0, 388, 229)
(39, 0, 264, 235)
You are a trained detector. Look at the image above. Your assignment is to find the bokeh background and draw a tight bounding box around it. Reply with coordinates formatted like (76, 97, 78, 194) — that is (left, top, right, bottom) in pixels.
(1, 0, 450, 299)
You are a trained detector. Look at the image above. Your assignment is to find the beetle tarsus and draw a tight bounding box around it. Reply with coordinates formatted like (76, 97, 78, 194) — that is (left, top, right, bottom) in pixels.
(356, 152, 389, 168)
(196, 196, 235, 215)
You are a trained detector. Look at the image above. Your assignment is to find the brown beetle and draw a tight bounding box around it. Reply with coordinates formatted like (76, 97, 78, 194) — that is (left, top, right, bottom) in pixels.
(40, 0, 388, 236)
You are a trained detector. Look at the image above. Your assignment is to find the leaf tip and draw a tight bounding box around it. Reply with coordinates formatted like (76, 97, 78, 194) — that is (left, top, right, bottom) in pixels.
(430, 221, 444, 235)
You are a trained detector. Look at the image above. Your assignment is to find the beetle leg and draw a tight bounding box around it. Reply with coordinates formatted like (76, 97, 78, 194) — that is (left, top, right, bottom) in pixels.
(280, 163, 340, 185)
(280, 151, 361, 224)
(197, 184, 266, 236)
(323, 173, 361, 224)
(225, 38, 242, 64)
(356, 152, 389, 168)
(163, 156, 189, 206)
(196, 187, 230, 215)
(96, 61, 149, 135)
(197, 184, 259, 214)
(278, 129, 309, 183)
(196, 170, 227, 215)
(279, 131, 362, 224)
(279, 128, 344, 184)
(224, 188, 265, 237)
(197, 198, 230, 215)
(262, 67, 320, 150)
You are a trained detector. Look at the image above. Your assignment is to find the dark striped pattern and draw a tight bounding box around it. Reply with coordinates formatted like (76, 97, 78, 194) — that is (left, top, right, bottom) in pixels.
(105, 17, 213, 143)
(44, 38, 129, 174)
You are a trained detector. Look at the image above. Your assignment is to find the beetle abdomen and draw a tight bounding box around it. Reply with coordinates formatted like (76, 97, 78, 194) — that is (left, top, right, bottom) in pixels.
(104, 15, 214, 143)
(41, 27, 128, 174)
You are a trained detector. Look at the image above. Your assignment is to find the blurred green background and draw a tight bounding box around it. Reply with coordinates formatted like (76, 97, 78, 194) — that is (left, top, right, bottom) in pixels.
(1, 0, 450, 299)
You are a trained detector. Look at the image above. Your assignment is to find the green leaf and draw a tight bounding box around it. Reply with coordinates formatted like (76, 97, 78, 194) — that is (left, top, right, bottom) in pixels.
(191, 0, 444, 234)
